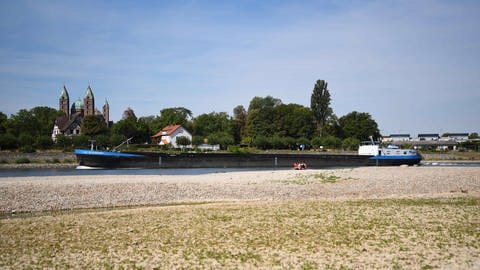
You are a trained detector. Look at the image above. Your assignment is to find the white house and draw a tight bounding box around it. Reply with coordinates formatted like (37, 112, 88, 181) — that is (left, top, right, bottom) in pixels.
(442, 133, 469, 142)
(388, 134, 411, 142)
(417, 133, 439, 141)
(151, 125, 192, 148)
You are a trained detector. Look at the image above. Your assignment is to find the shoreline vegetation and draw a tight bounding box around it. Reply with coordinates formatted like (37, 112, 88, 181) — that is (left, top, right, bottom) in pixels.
(0, 167, 479, 268)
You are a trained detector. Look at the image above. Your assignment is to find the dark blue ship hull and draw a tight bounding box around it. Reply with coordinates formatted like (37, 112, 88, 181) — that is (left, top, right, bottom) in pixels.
(368, 154, 422, 166)
(74, 149, 373, 169)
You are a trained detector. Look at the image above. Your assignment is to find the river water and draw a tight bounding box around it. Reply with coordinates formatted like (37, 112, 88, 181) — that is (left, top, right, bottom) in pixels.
(0, 162, 478, 178)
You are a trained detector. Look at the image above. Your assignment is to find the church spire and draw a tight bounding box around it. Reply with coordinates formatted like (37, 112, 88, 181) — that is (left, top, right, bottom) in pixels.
(103, 98, 110, 126)
(59, 85, 70, 118)
(83, 85, 95, 116)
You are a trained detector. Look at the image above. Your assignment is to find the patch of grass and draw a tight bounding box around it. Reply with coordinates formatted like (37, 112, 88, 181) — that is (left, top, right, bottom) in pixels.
(313, 173, 340, 183)
(0, 198, 478, 268)
(14, 157, 30, 164)
(45, 158, 61, 164)
(62, 158, 75, 163)
(301, 261, 318, 270)
(280, 172, 341, 185)
(0, 159, 9, 164)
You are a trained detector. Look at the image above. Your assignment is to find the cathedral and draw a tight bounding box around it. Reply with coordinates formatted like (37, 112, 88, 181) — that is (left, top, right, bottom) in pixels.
(51, 85, 110, 141)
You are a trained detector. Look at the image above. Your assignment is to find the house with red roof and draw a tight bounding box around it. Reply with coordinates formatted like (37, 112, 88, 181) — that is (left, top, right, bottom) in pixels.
(151, 125, 192, 148)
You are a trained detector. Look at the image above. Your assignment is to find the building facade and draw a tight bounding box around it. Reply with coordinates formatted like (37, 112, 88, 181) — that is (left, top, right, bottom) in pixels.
(52, 85, 110, 141)
(151, 125, 192, 148)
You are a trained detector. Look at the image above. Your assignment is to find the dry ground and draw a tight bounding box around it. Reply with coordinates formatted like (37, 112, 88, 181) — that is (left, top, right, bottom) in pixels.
(0, 167, 479, 269)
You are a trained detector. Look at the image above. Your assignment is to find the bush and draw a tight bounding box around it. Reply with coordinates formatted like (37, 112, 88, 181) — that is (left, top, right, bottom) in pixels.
(20, 145, 36, 153)
(311, 137, 323, 149)
(72, 135, 89, 148)
(19, 133, 35, 147)
(176, 136, 192, 148)
(0, 133, 18, 150)
(253, 136, 272, 150)
(36, 135, 53, 149)
(227, 145, 250, 154)
(270, 136, 295, 149)
(46, 158, 61, 164)
(63, 158, 75, 163)
(342, 137, 360, 151)
(15, 157, 31, 164)
(296, 137, 311, 150)
(207, 132, 234, 150)
(109, 134, 126, 148)
(321, 136, 342, 149)
(55, 135, 72, 151)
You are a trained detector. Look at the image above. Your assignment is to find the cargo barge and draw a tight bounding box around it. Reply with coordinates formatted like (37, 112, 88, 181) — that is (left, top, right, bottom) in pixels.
(74, 137, 421, 169)
(74, 150, 373, 169)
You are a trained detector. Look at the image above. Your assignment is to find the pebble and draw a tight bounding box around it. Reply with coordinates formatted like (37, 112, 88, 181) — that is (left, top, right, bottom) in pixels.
(0, 167, 478, 213)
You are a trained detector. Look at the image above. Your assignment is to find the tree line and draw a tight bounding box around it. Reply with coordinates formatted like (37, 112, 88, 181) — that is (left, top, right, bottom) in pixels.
(0, 80, 381, 152)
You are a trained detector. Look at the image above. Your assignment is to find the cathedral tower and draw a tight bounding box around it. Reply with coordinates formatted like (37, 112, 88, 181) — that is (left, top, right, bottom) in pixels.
(84, 86, 95, 116)
(59, 85, 70, 118)
(103, 99, 110, 125)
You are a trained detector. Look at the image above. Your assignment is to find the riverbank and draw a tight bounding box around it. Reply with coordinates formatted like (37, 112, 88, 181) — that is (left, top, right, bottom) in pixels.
(0, 151, 76, 169)
(0, 167, 479, 269)
(1, 166, 479, 213)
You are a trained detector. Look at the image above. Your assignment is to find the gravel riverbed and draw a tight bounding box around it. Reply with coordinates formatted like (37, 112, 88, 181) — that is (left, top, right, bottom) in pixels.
(1, 166, 479, 213)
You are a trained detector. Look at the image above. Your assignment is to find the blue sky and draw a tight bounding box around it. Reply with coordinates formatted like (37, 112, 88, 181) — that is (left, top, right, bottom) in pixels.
(1, 0, 479, 135)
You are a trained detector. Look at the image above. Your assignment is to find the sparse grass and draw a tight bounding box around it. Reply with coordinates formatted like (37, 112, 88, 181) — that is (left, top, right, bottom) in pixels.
(45, 158, 61, 164)
(14, 157, 30, 164)
(280, 172, 341, 185)
(1, 198, 478, 269)
(62, 158, 74, 163)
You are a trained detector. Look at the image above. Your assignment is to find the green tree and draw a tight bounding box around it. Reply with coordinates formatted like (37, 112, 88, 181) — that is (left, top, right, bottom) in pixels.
(55, 134, 72, 151)
(35, 135, 53, 150)
(112, 118, 138, 142)
(138, 115, 157, 134)
(0, 112, 7, 134)
(342, 137, 360, 151)
(310, 80, 332, 136)
(176, 136, 191, 149)
(72, 135, 89, 148)
(19, 133, 35, 147)
(193, 112, 233, 138)
(245, 96, 282, 138)
(0, 133, 18, 150)
(207, 132, 234, 150)
(6, 109, 39, 136)
(232, 105, 247, 143)
(81, 115, 108, 136)
(338, 111, 380, 141)
(136, 117, 152, 144)
(93, 134, 111, 149)
(319, 135, 342, 149)
(155, 107, 192, 129)
(248, 96, 282, 111)
(322, 114, 342, 138)
(111, 117, 150, 144)
(31, 106, 63, 136)
(273, 104, 314, 139)
(252, 136, 272, 150)
(109, 134, 126, 148)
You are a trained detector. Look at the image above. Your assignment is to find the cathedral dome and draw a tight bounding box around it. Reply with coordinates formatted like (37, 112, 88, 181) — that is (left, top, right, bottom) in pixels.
(71, 98, 84, 110)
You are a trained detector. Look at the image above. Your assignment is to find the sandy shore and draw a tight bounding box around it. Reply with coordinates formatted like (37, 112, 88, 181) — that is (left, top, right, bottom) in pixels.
(1, 166, 479, 213)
